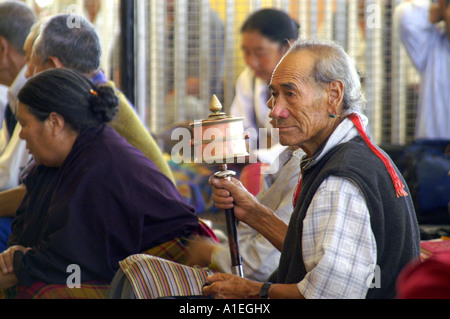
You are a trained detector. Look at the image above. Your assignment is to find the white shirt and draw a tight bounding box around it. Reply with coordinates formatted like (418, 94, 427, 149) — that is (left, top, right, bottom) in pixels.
(297, 114, 378, 299)
(230, 67, 272, 139)
(395, 1, 450, 140)
(0, 66, 31, 190)
(0, 85, 8, 126)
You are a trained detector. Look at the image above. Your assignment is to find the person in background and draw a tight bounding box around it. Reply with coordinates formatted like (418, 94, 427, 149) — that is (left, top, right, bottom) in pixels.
(205, 37, 420, 299)
(394, 0, 450, 225)
(0, 68, 202, 293)
(0, 1, 37, 252)
(0, 12, 176, 258)
(230, 8, 299, 163)
(395, 0, 449, 141)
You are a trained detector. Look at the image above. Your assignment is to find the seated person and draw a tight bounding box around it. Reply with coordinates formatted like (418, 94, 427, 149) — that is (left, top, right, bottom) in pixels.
(0, 68, 207, 293)
(0, 12, 175, 253)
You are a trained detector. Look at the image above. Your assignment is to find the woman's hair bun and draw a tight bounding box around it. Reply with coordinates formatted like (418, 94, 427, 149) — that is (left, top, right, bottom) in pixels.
(88, 85, 119, 123)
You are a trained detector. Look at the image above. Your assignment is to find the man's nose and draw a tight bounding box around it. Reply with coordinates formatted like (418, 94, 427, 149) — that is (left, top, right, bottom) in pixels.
(268, 97, 289, 119)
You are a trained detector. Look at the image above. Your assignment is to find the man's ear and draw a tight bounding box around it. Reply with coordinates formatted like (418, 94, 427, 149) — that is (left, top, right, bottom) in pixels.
(46, 56, 65, 69)
(47, 112, 66, 136)
(327, 80, 344, 112)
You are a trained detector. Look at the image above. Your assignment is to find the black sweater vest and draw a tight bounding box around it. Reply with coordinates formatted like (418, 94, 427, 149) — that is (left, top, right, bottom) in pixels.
(270, 137, 420, 299)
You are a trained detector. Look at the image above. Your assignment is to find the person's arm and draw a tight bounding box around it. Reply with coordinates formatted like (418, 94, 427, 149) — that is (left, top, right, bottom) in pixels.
(297, 177, 377, 299)
(245, 202, 287, 252)
(0, 184, 26, 217)
(395, 1, 442, 71)
(209, 176, 287, 251)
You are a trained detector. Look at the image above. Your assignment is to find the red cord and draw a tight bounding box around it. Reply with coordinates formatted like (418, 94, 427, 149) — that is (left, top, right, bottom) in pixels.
(291, 113, 408, 208)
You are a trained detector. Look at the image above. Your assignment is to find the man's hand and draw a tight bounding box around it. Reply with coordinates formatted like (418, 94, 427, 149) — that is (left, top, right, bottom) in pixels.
(209, 176, 288, 251)
(209, 176, 262, 226)
(202, 273, 263, 299)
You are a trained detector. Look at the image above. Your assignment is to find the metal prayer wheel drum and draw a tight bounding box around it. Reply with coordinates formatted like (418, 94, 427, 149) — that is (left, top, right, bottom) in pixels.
(191, 95, 249, 164)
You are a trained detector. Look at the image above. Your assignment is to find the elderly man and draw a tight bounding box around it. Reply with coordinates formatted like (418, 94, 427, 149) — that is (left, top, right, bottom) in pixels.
(205, 37, 420, 299)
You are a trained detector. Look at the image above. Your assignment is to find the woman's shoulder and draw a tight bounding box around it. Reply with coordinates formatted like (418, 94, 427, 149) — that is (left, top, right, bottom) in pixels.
(72, 126, 146, 166)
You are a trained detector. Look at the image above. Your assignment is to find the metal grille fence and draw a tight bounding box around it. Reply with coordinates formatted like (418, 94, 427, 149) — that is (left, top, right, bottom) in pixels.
(143, 0, 419, 146)
(26, 0, 420, 146)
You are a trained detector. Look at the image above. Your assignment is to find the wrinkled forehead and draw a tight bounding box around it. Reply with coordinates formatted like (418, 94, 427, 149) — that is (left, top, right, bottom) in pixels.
(270, 49, 316, 88)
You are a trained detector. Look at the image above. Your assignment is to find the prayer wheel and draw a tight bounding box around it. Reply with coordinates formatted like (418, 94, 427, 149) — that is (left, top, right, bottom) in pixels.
(191, 95, 249, 164)
(190, 95, 249, 277)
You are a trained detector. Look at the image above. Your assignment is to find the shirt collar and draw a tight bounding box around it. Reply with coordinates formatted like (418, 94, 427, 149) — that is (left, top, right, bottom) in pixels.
(306, 112, 369, 169)
(91, 70, 107, 85)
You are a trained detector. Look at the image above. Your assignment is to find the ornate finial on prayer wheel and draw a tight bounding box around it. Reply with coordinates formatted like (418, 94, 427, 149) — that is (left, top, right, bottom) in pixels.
(208, 94, 226, 119)
(209, 94, 222, 113)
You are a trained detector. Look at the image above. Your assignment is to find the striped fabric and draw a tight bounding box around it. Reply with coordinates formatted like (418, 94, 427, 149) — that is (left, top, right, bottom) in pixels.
(119, 254, 212, 299)
(0, 222, 217, 299)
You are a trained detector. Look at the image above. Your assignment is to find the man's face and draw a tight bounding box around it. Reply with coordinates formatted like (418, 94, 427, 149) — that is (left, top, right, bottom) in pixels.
(267, 50, 333, 155)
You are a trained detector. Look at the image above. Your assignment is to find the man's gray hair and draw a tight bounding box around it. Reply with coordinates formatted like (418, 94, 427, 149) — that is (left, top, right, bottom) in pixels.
(0, 1, 37, 55)
(34, 13, 102, 75)
(287, 37, 366, 114)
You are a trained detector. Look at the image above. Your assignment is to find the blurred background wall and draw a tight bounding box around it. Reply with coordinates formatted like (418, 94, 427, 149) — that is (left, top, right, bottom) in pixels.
(22, 0, 420, 147)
